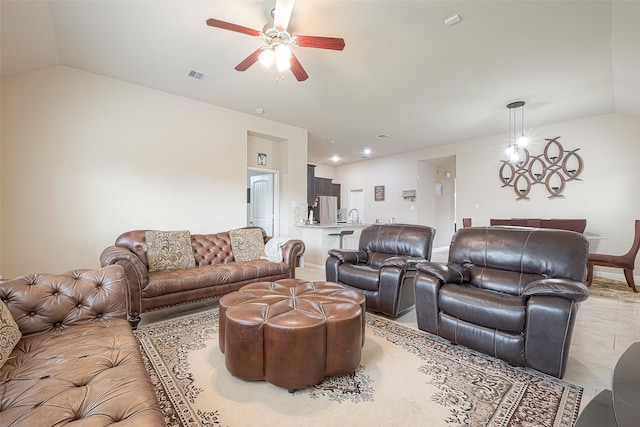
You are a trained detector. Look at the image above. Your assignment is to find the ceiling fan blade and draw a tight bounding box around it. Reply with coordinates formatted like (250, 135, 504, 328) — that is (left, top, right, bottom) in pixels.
(295, 35, 345, 51)
(274, 0, 295, 30)
(206, 18, 260, 37)
(235, 49, 263, 72)
(289, 52, 308, 82)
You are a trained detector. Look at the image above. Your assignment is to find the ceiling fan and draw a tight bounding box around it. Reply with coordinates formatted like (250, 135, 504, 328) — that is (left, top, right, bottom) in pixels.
(206, 0, 345, 81)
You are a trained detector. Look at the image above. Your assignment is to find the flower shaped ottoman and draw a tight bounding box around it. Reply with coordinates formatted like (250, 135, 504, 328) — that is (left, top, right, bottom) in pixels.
(219, 278, 366, 391)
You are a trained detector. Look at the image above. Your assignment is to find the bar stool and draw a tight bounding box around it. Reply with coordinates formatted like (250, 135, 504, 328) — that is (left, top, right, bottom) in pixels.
(328, 230, 354, 249)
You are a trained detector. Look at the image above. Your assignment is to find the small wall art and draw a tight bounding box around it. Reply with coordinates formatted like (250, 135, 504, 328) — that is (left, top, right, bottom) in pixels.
(374, 185, 385, 201)
(257, 153, 267, 166)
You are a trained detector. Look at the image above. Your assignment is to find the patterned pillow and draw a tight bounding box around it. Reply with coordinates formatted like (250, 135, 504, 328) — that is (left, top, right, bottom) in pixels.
(230, 228, 265, 262)
(1, 299, 21, 368)
(146, 230, 196, 272)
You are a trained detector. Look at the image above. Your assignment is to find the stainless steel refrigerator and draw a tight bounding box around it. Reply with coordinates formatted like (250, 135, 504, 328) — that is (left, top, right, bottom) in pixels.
(316, 196, 337, 225)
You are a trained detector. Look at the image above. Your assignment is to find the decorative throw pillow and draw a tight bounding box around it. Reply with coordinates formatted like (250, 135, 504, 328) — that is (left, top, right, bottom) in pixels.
(146, 230, 196, 272)
(0, 299, 21, 369)
(230, 228, 265, 262)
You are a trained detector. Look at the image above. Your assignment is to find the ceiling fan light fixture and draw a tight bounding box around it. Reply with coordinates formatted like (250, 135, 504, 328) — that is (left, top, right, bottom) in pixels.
(259, 47, 275, 67)
(206, 3, 345, 82)
(275, 44, 292, 71)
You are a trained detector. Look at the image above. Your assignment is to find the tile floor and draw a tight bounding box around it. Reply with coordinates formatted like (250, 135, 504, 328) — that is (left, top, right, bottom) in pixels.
(139, 249, 640, 415)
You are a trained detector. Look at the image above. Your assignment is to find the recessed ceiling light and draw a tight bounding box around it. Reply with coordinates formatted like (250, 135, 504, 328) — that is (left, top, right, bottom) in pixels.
(363, 148, 372, 156)
(331, 155, 340, 162)
(376, 134, 389, 139)
(255, 107, 265, 115)
(327, 139, 336, 144)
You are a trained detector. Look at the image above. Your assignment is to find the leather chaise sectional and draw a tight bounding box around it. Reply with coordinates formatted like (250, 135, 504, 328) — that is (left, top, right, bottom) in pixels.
(0, 265, 165, 426)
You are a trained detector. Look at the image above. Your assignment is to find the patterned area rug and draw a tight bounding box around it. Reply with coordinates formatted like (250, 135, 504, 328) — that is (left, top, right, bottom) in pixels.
(134, 309, 582, 427)
(587, 276, 640, 301)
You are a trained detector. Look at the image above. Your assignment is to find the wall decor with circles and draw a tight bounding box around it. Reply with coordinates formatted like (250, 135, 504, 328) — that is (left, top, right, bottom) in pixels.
(499, 137, 583, 200)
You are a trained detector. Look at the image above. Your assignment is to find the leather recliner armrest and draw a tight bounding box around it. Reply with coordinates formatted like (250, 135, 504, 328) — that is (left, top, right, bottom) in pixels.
(522, 278, 589, 302)
(381, 256, 426, 269)
(327, 249, 368, 264)
(415, 262, 470, 284)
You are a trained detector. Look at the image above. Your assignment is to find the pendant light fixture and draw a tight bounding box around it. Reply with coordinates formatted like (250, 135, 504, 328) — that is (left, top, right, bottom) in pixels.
(505, 101, 529, 163)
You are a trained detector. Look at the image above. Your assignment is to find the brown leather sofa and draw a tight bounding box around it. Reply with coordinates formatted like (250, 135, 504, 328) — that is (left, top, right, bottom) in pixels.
(0, 265, 164, 426)
(414, 226, 589, 378)
(100, 227, 305, 328)
(325, 223, 436, 317)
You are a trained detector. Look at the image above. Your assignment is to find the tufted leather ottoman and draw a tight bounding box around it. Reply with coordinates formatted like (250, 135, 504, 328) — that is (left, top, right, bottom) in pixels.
(219, 278, 366, 391)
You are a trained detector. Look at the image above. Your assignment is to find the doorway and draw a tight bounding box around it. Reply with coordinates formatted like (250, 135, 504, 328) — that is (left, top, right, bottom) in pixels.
(417, 156, 456, 248)
(348, 189, 365, 223)
(247, 169, 279, 237)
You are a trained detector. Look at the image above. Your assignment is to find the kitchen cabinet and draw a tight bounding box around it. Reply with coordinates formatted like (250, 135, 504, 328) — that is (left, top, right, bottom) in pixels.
(307, 165, 316, 206)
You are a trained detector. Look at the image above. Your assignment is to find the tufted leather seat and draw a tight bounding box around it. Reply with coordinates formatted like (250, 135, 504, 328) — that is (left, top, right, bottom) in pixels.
(0, 265, 164, 426)
(219, 279, 366, 391)
(414, 226, 589, 378)
(100, 227, 305, 328)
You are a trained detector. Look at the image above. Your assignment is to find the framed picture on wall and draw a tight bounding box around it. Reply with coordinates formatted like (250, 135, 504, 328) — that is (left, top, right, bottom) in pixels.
(374, 185, 385, 201)
(257, 153, 267, 166)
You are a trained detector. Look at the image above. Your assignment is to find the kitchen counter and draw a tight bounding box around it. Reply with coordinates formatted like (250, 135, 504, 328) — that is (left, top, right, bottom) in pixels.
(295, 223, 369, 229)
(295, 223, 369, 266)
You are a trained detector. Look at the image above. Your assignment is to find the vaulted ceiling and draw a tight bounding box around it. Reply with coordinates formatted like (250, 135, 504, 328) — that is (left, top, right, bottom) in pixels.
(2, 1, 639, 165)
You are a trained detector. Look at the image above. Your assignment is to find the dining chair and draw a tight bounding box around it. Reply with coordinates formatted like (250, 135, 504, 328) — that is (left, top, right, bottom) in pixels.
(462, 217, 472, 227)
(586, 219, 640, 293)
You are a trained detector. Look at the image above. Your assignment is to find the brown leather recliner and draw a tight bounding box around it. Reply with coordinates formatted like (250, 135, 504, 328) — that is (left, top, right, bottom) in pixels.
(325, 223, 436, 317)
(414, 226, 589, 378)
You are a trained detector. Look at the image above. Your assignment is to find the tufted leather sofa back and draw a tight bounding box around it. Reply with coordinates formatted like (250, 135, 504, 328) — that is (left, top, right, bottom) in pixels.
(449, 226, 588, 295)
(0, 265, 127, 336)
(114, 227, 268, 268)
(359, 224, 436, 267)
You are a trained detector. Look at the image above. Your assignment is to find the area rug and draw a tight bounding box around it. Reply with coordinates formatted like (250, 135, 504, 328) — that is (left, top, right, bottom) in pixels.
(587, 276, 640, 301)
(134, 309, 582, 427)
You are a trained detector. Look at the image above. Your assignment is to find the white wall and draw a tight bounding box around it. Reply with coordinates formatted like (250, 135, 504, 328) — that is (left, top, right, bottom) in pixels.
(1, 66, 307, 278)
(336, 113, 640, 278)
(313, 164, 336, 181)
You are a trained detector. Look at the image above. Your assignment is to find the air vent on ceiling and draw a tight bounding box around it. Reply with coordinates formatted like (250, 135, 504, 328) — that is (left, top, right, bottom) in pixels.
(186, 69, 212, 82)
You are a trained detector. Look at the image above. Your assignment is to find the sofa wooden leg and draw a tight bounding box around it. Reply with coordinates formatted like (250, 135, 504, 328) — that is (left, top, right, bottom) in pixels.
(128, 314, 141, 329)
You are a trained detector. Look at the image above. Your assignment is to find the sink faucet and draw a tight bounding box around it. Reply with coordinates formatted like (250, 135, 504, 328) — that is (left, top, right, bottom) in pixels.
(348, 208, 360, 224)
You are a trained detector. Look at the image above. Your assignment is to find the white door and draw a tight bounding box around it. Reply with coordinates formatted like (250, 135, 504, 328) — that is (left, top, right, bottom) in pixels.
(249, 173, 275, 236)
(348, 189, 365, 223)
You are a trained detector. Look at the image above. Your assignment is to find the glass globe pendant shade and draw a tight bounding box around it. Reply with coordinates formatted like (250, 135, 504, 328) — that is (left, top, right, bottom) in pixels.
(517, 133, 529, 146)
(510, 150, 520, 163)
(505, 144, 519, 163)
(505, 144, 516, 157)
